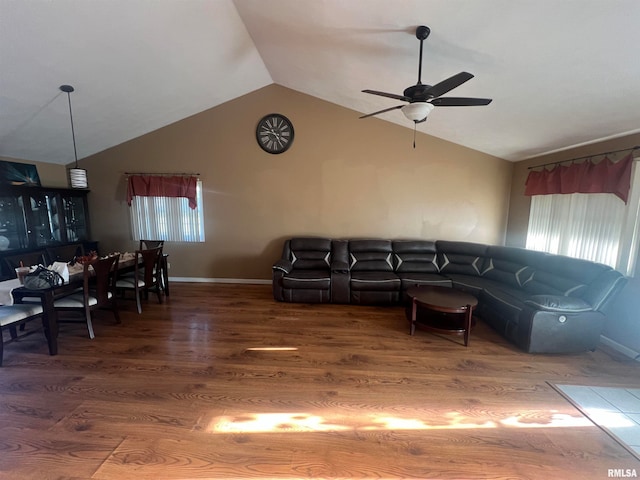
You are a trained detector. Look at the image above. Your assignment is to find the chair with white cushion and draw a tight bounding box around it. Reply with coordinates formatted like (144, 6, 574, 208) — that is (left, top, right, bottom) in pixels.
(116, 247, 163, 314)
(0, 304, 44, 366)
(53, 254, 120, 339)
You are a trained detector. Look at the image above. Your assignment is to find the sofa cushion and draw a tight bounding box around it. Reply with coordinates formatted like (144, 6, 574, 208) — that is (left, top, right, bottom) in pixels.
(273, 259, 293, 274)
(350, 271, 400, 291)
(523, 254, 617, 304)
(435, 241, 489, 276)
(524, 271, 588, 297)
(397, 272, 451, 289)
(524, 295, 593, 313)
(281, 270, 331, 290)
(446, 274, 492, 295)
(349, 240, 394, 272)
(481, 286, 526, 321)
(482, 246, 544, 289)
(392, 240, 439, 273)
(289, 237, 332, 270)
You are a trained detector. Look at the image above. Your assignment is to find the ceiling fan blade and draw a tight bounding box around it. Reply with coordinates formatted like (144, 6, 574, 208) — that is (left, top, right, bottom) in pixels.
(362, 89, 410, 102)
(424, 72, 474, 98)
(359, 104, 404, 119)
(431, 97, 493, 106)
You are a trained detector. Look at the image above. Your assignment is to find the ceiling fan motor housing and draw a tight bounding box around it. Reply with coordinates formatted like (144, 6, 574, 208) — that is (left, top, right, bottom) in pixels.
(404, 84, 432, 100)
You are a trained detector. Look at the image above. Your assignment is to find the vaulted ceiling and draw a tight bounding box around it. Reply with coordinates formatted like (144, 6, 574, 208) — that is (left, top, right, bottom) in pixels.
(2, 0, 639, 165)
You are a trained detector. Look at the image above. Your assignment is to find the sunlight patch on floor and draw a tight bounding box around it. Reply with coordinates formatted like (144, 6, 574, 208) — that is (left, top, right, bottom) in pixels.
(208, 410, 592, 433)
(244, 347, 299, 351)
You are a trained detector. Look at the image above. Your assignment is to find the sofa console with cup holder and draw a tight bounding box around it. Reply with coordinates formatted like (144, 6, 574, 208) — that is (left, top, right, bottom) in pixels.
(272, 237, 627, 353)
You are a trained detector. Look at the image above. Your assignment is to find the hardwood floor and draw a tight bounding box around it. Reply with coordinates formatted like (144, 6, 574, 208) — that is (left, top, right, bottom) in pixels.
(1, 283, 639, 479)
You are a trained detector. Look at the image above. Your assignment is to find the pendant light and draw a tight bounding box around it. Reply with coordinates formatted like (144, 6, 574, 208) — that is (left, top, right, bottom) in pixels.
(60, 85, 88, 189)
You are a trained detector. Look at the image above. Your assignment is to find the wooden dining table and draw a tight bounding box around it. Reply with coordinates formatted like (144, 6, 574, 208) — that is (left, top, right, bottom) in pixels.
(9, 253, 140, 356)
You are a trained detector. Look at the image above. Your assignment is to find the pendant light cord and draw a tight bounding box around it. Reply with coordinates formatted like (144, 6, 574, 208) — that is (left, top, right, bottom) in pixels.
(65, 91, 79, 168)
(60, 85, 79, 168)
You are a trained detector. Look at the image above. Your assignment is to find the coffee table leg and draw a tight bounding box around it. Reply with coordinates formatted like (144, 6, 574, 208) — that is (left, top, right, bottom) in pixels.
(410, 298, 417, 335)
(463, 305, 472, 347)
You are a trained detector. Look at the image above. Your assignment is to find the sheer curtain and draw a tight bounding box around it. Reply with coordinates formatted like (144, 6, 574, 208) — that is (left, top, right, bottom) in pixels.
(526, 159, 640, 276)
(526, 193, 625, 267)
(129, 179, 205, 242)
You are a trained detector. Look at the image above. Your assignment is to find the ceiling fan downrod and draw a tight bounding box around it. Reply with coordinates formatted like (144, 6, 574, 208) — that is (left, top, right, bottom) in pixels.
(415, 25, 430, 85)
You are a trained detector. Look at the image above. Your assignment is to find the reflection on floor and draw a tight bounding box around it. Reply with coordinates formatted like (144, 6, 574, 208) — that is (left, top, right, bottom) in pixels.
(552, 384, 640, 460)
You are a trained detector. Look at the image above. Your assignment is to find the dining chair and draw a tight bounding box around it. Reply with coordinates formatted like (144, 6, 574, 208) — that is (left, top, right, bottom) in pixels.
(116, 247, 163, 314)
(3, 251, 46, 271)
(53, 254, 120, 339)
(138, 240, 169, 295)
(0, 304, 44, 366)
(45, 243, 84, 264)
(139, 240, 164, 250)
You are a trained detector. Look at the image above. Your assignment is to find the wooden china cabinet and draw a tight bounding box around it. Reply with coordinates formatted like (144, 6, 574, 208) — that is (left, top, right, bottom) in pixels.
(0, 185, 94, 279)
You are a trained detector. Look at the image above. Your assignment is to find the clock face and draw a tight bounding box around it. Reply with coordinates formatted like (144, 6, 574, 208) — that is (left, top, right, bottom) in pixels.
(256, 114, 294, 154)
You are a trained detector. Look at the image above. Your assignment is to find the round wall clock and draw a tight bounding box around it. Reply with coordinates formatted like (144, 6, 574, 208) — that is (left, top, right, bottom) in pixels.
(256, 113, 294, 154)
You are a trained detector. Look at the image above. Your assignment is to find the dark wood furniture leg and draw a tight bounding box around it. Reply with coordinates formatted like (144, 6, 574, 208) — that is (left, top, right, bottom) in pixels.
(410, 297, 417, 335)
(463, 304, 472, 347)
(40, 290, 59, 355)
(161, 254, 170, 297)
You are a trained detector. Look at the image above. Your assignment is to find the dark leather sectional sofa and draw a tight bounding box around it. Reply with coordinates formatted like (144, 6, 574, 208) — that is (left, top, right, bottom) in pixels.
(272, 237, 627, 354)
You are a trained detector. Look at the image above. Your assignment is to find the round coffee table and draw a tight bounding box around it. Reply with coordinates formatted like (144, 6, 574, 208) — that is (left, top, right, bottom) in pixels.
(406, 286, 478, 346)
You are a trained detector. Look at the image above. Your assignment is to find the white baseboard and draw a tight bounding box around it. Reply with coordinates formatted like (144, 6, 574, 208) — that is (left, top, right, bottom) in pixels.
(168, 277, 271, 285)
(600, 335, 640, 361)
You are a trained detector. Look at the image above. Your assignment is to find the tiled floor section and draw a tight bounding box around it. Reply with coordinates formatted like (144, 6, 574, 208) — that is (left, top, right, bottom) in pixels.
(553, 384, 640, 460)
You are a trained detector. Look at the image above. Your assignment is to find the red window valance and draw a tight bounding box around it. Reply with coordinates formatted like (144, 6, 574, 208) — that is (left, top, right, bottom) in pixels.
(127, 175, 198, 209)
(524, 153, 634, 203)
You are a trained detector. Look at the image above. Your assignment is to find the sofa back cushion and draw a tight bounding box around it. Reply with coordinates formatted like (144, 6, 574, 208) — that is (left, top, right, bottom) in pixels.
(392, 240, 438, 273)
(526, 253, 623, 307)
(435, 241, 488, 276)
(349, 240, 394, 272)
(289, 237, 332, 270)
(483, 246, 543, 288)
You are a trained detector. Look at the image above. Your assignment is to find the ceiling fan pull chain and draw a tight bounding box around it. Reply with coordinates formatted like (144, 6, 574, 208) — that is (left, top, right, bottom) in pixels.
(413, 122, 417, 148)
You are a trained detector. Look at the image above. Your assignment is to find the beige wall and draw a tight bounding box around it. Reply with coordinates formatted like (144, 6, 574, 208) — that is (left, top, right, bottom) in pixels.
(506, 132, 640, 355)
(80, 84, 512, 280)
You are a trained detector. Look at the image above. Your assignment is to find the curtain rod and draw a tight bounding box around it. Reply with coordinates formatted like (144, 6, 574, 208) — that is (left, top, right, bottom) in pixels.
(124, 172, 200, 176)
(527, 146, 640, 170)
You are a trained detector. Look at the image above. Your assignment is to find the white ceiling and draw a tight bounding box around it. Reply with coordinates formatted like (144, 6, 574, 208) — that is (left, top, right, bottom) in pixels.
(2, 0, 640, 165)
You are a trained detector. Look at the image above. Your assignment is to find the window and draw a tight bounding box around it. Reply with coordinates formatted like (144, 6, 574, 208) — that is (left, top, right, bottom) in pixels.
(526, 159, 640, 276)
(129, 179, 205, 242)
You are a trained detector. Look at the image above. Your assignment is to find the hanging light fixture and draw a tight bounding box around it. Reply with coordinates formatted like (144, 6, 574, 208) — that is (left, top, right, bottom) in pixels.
(60, 84, 88, 189)
(401, 102, 435, 123)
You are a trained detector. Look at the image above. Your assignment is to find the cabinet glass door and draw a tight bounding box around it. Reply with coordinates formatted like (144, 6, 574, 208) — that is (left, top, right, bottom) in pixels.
(0, 196, 28, 251)
(62, 195, 88, 242)
(27, 193, 60, 246)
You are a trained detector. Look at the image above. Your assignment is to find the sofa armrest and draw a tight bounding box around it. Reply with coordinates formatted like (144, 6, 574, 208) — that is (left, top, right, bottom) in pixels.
(524, 295, 593, 313)
(331, 260, 349, 274)
(273, 259, 293, 274)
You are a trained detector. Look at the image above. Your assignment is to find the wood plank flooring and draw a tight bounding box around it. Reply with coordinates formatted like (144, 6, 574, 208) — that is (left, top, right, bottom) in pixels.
(1, 283, 639, 479)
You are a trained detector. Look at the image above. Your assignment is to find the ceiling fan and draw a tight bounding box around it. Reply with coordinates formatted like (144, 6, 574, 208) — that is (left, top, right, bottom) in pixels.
(360, 25, 492, 124)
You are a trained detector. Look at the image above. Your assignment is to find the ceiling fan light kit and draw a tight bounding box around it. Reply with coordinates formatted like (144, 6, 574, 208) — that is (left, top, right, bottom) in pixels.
(360, 25, 492, 131)
(402, 102, 434, 123)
